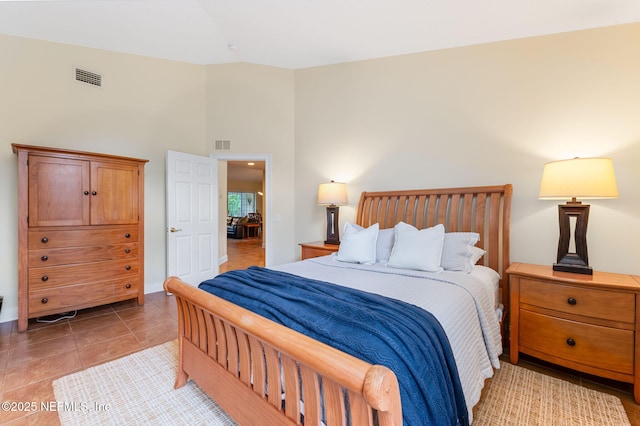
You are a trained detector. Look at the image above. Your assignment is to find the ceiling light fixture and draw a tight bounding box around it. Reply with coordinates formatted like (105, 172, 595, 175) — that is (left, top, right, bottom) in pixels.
(227, 44, 239, 52)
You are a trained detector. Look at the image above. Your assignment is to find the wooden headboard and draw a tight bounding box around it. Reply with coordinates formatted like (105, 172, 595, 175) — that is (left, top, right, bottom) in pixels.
(355, 184, 513, 309)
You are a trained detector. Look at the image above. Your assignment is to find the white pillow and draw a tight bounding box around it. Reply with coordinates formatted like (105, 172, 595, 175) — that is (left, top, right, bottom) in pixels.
(335, 222, 379, 264)
(441, 232, 480, 273)
(469, 246, 486, 267)
(387, 222, 444, 272)
(376, 228, 395, 263)
(349, 224, 395, 263)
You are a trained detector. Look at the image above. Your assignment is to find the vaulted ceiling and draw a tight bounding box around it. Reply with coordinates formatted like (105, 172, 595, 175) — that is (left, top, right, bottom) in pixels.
(1, 0, 639, 69)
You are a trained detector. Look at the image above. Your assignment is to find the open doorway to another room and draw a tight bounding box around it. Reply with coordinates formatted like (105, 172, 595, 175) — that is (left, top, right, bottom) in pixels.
(220, 160, 266, 273)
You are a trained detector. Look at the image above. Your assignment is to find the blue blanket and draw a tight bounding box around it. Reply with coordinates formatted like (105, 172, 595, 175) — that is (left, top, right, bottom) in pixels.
(199, 267, 468, 426)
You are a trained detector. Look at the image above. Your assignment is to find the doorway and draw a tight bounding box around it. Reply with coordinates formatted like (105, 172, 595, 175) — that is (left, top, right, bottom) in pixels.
(213, 153, 272, 270)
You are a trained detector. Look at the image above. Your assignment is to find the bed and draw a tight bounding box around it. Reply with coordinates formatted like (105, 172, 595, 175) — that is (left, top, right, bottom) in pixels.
(163, 184, 512, 425)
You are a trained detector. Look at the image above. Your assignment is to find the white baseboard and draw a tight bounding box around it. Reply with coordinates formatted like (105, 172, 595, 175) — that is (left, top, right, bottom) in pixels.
(0, 306, 18, 325)
(219, 255, 228, 265)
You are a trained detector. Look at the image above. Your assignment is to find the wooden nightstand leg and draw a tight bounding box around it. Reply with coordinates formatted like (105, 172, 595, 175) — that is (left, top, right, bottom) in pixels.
(509, 276, 520, 364)
(635, 294, 640, 403)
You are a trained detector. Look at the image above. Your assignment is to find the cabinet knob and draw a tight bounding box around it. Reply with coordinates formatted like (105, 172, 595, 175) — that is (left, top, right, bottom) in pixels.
(84, 191, 89, 195)
(41, 298, 48, 304)
(92, 191, 97, 196)
(125, 233, 131, 238)
(41, 237, 48, 244)
(125, 283, 132, 289)
(566, 338, 576, 347)
(125, 265, 131, 270)
(567, 297, 577, 305)
(41, 255, 48, 262)
(41, 275, 48, 282)
(125, 248, 131, 254)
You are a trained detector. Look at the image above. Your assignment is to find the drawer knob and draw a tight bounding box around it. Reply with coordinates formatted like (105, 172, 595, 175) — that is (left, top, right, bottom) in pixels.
(567, 297, 577, 305)
(566, 338, 576, 347)
(125, 248, 131, 254)
(125, 265, 131, 270)
(41, 255, 48, 262)
(41, 298, 48, 304)
(41, 275, 48, 282)
(41, 237, 48, 244)
(125, 283, 132, 289)
(125, 233, 131, 238)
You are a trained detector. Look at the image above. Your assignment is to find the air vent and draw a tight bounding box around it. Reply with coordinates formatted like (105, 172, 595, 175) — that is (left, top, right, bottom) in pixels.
(74, 67, 102, 87)
(215, 140, 231, 150)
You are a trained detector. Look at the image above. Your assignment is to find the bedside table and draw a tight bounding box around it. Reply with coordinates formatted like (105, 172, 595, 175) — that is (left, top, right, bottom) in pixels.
(508, 262, 640, 403)
(299, 241, 340, 260)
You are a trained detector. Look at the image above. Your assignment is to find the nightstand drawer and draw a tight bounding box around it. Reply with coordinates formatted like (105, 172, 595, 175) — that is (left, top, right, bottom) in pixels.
(520, 278, 635, 324)
(520, 310, 634, 375)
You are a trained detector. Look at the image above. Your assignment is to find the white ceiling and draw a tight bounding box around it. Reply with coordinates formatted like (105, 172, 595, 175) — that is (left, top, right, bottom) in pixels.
(1, 0, 639, 69)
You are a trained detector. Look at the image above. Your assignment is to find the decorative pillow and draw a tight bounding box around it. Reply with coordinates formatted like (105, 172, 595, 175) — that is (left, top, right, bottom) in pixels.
(469, 246, 486, 267)
(441, 232, 480, 273)
(387, 222, 444, 272)
(376, 228, 395, 263)
(348, 224, 395, 263)
(335, 222, 379, 264)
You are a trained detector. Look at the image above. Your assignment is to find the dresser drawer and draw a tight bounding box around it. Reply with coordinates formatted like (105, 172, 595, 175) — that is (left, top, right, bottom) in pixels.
(29, 243, 138, 267)
(28, 227, 138, 249)
(29, 259, 139, 289)
(29, 279, 139, 315)
(520, 278, 635, 324)
(520, 310, 634, 375)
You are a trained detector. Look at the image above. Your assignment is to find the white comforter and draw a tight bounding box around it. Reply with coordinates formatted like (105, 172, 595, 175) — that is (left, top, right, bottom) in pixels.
(272, 254, 502, 423)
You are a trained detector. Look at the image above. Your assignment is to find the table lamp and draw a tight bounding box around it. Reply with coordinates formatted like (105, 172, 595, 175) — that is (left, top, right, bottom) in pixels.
(318, 181, 348, 245)
(538, 157, 618, 275)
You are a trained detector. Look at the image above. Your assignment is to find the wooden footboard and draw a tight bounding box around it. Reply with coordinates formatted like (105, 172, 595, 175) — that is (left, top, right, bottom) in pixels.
(164, 276, 402, 426)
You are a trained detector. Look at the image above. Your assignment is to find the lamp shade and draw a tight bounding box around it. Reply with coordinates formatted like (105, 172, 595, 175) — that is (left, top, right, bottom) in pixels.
(317, 181, 348, 206)
(538, 157, 618, 200)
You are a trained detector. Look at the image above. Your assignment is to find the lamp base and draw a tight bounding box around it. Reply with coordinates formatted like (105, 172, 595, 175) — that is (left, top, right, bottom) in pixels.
(553, 202, 592, 275)
(325, 206, 341, 245)
(553, 263, 593, 275)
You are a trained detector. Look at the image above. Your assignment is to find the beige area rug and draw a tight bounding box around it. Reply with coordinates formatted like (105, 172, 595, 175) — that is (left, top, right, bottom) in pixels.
(53, 340, 630, 425)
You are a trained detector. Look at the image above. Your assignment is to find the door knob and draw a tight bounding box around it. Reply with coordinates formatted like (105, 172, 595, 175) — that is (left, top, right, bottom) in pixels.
(170, 227, 182, 233)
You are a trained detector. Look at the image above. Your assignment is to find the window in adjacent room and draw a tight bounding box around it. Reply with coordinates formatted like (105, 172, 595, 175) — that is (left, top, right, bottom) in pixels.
(228, 192, 256, 217)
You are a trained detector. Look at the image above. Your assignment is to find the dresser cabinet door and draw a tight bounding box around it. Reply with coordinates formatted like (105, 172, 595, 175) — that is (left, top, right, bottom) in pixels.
(90, 161, 140, 225)
(28, 155, 90, 227)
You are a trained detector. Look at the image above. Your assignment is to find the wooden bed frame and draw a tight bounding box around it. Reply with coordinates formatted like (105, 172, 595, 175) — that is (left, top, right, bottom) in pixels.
(164, 184, 512, 426)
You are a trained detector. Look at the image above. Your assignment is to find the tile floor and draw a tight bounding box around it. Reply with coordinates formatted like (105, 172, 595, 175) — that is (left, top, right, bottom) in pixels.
(1, 237, 639, 425)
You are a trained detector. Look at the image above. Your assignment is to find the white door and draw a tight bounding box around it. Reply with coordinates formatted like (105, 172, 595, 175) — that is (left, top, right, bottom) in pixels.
(166, 150, 218, 286)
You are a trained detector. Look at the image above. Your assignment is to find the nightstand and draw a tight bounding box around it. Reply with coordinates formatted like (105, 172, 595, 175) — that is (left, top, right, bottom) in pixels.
(299, 241, 340, 260)
(508, 262, 640, 403)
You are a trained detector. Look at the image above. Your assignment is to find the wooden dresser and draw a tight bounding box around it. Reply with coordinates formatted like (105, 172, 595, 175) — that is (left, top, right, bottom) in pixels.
(12, 144, 148, 332)
(508, 262, 640, 402)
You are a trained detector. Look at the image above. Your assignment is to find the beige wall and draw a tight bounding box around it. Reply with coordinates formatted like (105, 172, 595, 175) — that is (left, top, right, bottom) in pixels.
(0, 34, 210, 322)
(294, 23, 640, 275)
(1, 23, 639, 323)
(205, 63, 296, 266)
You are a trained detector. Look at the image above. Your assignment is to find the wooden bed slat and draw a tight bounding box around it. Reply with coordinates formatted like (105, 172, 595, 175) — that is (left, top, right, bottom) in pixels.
(248, 335, 267, 398)
(348, 389, 374, 426)
(324, 380, 347, 425)
(265, 345, 282, 408)
(300, 364, 321, 425)
(281, 354, 302, 423)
